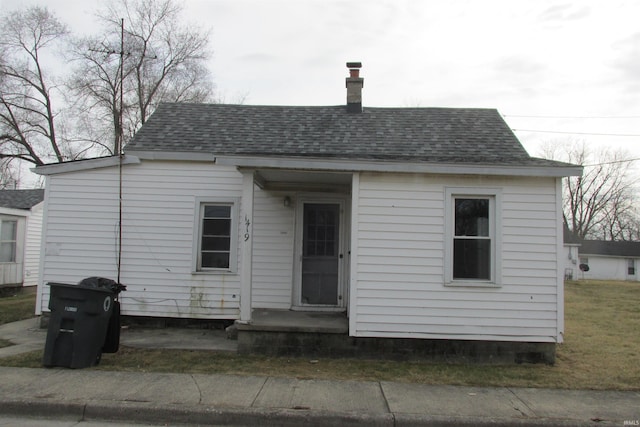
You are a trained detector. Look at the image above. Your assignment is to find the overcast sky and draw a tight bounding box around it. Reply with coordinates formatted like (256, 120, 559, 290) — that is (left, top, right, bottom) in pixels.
(3, 0, 640, 173)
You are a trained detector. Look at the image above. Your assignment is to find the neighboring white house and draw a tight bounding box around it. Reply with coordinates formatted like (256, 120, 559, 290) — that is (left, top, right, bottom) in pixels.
(572, 239, 640, 281)
(563, 226, 582, 281)
(0, 189, 45, 288)
(34, 64, 582, 361)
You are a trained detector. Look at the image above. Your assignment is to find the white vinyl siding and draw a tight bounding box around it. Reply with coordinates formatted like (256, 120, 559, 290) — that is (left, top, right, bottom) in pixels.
(251, 188, 295, 309)
(23, 202, 44, 287)
(578, 255, 640, 281)
(39, 161, 244, 319)
(351, 173, 562, 343)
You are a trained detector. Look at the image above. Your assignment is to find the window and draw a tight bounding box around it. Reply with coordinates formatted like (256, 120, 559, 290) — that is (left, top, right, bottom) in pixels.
(628, 259, 635, 275)
(194, 201, 237, 272)
(445, 188, 501, 286)
(454, 198, 490, 280)
(0, 220, 17, 263)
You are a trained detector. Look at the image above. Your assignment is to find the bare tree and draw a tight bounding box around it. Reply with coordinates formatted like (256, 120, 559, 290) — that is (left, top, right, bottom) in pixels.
(540, 139, 639, 240)
(67, 33, 133, 156)
(0, 7, 70, 166)
(0, 158, 19, 189)
(69, 0, 214, 154)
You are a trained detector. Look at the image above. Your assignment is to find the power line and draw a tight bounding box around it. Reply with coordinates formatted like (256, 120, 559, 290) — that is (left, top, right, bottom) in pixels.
(512, 129, 640, 137)
(504, 114, 640, 119)
(583, 158, 640, 167)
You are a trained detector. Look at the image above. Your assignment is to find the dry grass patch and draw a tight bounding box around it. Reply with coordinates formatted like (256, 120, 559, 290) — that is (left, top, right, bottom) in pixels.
(1, 280, 638, 390)
(0, 291, 36, 326)
(0, 291, 37, 349)
(553, 280, 640, 389)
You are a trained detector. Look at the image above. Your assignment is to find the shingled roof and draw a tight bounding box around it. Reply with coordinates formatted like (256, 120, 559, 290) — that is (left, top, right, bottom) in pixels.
(0, 189, 44, 210)
(579, 240, 640, 257)
(125, 103, 571, 167)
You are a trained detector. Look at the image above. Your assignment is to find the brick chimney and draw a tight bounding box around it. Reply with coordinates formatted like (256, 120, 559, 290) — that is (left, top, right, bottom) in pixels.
(346, 62, 363, 113)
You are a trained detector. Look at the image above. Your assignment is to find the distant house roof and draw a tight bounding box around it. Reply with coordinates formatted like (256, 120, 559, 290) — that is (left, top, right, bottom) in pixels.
(0, 189, 45, 210)
(579, 240, 640, 258)
(125, 103, 576, 169)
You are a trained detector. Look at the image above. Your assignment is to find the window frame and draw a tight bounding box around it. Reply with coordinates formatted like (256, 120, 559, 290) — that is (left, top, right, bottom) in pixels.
(444, 187, 502, 287)
(192, 198, 239, 274)
(0, 219, 18, 263)
(627, 258, 636, 276)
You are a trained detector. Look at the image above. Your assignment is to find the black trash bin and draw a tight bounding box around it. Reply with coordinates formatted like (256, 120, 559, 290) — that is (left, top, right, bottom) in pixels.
(77, 277, 126, 354)
(43, 279, 121, 369)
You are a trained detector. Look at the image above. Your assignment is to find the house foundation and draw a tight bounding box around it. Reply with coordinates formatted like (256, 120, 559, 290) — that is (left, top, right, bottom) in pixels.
(235, 310, 556, 365)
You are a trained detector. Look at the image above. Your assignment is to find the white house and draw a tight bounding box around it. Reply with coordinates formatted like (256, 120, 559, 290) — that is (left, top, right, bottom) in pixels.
(0, 189, 45, 288)
(563, 227, 582, 281)
(34, 64, 582, 363)
(573, 240, 640, 281)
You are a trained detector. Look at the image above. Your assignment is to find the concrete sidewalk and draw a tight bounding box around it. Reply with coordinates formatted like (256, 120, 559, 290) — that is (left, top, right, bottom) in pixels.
(1, 367, 638, 426)
(1, 319, 639, 426)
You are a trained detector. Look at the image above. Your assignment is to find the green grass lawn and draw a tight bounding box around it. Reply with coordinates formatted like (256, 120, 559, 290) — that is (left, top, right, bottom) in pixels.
(1, 281, 638, 390)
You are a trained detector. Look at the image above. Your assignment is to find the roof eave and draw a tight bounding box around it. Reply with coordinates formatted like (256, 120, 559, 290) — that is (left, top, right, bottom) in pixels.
(213, 155, 583, 178)
(0, 207, 32, 217)
(32, 155, 141, 176)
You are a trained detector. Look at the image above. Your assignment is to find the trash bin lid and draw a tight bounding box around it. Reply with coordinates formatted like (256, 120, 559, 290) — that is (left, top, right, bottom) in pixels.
(47, 282, 113, 294)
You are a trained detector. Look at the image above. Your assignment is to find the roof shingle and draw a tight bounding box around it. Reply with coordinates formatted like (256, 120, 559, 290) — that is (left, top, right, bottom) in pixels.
(126, 103, 571, 167)
(0, 189, 44, 210)
(579, 240, 640, 257)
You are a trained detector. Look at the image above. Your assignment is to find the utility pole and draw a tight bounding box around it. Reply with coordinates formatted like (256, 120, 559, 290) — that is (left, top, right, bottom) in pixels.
(117, 18, 124, 284)
(87, 19, 130, 284)
(117, 18, 124, 156)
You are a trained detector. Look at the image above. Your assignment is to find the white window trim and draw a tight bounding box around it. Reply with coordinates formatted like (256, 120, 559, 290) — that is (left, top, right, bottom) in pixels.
(627, 258, 636, 276)
(192, 197, 240, 274)
(444, 187, 502, 287)
(0, 217, 19, 264)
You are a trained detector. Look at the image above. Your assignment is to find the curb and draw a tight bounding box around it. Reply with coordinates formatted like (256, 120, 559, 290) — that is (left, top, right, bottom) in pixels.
(0, 399, 85, 421)
(0, 398, 621, 427)
(1, 398, 393, 427)
(394, 413, 618, 427)
(85, 400, 395, 427)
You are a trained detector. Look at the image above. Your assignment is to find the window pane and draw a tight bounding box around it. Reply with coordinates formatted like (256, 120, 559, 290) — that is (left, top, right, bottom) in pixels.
(306, 240, 316, 256)
(204, 205, 231, 218)
(0, 242, 15, 262)
(0, 221, 17, 241)
(453, 239, 490, 279)
(202, 236, 230, 251)
(199, 203, 233, 270)
(455, 199, 489, 236)
(202, 252, 230, 269)
(203, 219, 230, 236)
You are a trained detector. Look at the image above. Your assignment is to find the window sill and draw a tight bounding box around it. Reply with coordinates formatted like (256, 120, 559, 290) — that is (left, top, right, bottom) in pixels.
(191, 270, 237, 275)
(445, 280, 501, 288)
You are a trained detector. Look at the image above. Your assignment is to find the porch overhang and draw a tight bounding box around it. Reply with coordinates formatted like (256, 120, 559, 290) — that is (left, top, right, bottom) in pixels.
(240, 168, 352, 192)
(216, 155, 583, 178)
